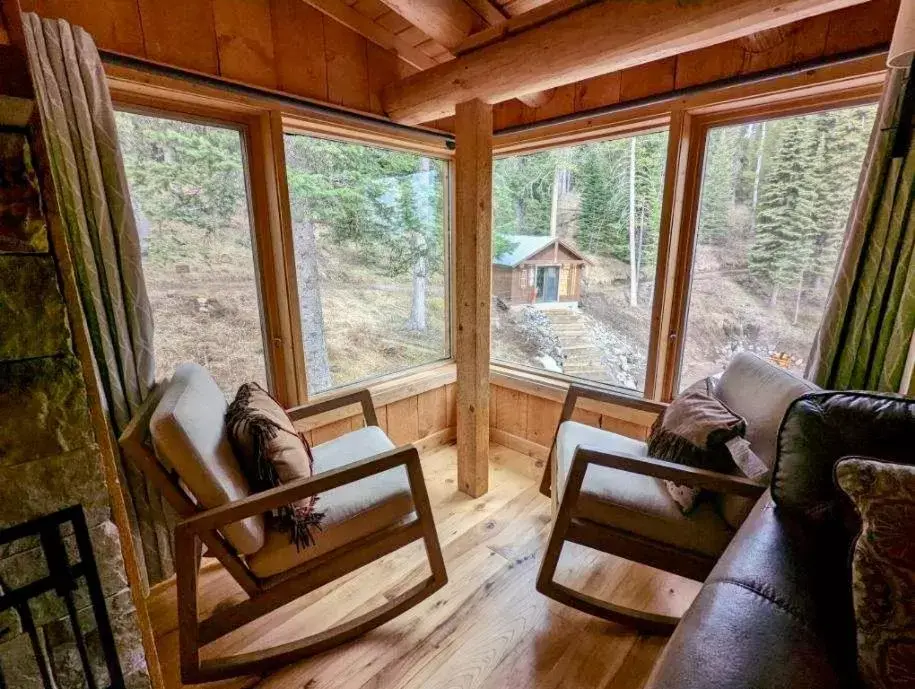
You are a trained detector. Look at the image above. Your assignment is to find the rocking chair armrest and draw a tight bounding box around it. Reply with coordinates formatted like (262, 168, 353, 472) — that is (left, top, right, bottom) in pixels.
(285, 388, 378, 426)
(570, 445, 767, 499)
(176, 445, 420, 537)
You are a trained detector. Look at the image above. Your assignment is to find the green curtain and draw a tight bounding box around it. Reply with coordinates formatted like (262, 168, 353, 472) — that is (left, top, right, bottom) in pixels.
(22, 14, 175, 584)
(807, 68, 915, 393)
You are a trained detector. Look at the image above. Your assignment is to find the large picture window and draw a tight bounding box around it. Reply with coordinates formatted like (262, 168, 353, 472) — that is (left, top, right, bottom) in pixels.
(491, 130, 668, 393)
(115, 110, 267, 395)
(283, 134, 450, 395)
(677, 103, 878, 389)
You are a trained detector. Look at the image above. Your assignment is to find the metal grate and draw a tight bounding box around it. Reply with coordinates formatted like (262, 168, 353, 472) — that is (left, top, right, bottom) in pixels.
(0, 506, 125, 689)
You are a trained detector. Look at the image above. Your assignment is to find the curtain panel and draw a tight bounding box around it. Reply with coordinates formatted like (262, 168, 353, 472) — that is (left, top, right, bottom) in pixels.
(808, 68, 915, 393)
(21, 14, 174, 584)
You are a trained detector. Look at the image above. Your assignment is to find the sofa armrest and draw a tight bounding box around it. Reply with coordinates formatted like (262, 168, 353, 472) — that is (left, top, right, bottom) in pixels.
(176, 445, 419, 537)
(285, 388, 378, 426)
(571, 445, 767, 499)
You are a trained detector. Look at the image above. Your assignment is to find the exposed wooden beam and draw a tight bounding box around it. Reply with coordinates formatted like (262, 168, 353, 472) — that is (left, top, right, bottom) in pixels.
(382, 0, 869, 124)
(377, 0, 484, 50)
(455, 0, 594, 55)
(462, 0, 508, 26)
(454, 98, 492, 498)
(302, 0, 437, 70)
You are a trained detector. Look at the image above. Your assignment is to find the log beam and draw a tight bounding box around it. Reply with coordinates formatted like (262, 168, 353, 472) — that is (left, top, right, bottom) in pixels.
(381, 0, 869, 124)
(454, 99, 492, 498)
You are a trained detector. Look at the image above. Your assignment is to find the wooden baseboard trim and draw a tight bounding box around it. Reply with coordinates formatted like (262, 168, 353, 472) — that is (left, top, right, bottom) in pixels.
(490, 428, 549, 462)
(414, 426, 456, 454)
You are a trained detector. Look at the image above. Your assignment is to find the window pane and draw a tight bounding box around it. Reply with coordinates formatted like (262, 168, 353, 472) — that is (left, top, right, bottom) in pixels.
(115, 111, 267, 396)
(491, 131, 669, 393)
(283, 134, 449, 395)
(679, 104, 877, 389)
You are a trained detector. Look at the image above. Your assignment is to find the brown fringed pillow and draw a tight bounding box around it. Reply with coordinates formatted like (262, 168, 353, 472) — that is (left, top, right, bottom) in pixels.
(226, 382, 324, 549)
(648, 378, 747, 513)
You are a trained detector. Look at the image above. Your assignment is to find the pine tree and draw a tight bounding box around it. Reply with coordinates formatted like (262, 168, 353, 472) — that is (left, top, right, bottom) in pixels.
(698, 126, 739, 242)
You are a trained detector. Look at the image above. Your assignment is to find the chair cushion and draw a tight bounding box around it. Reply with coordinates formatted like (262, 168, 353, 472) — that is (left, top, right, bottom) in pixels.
(555, 421, 735, 558)
(246, 426, 414, 578)
(149, 363, 265, 555)
(714, 353, 819, 528)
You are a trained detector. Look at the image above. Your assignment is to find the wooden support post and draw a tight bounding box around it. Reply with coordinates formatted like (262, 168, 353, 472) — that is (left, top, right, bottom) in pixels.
(455, 99, 492, 498)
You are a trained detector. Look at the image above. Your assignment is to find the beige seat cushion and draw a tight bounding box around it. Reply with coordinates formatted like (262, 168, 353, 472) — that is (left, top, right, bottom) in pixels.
(247, 425, 414, 578)
(713, 352, 819, 527)
(555, 421, 734, 558)
(150, 363, 265, 555)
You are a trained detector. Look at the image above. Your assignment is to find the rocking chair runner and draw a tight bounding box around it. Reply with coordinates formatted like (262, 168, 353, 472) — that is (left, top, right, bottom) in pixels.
(119, 363, 447, 683)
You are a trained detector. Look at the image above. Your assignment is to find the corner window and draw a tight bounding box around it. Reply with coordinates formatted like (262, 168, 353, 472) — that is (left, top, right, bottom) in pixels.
(115, 110, 267, 395)
(491, 130, 669, 393)
(677, 103, 878, 389)
(283, 134, 450, 395)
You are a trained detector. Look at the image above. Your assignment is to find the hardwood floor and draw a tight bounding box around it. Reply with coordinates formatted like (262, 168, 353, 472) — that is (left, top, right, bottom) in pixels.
(147, 443, 701, 689)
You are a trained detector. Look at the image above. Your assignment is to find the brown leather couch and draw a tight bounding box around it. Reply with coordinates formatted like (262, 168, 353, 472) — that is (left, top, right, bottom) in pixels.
(645, 391, 915, 689)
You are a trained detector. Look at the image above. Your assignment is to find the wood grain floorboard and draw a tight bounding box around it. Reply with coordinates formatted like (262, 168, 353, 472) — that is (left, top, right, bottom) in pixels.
(147, 443, 699, 689)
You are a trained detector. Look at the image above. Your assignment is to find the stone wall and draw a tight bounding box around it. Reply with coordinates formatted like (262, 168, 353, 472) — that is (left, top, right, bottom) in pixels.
(0, 130, 149, 688)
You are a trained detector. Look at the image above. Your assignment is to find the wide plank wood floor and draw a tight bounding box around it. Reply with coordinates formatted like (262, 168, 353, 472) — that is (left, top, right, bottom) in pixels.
(147, 443, 701, 689)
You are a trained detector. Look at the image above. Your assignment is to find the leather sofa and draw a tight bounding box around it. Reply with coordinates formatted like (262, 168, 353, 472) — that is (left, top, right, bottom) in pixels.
(645, 391, 915, 689)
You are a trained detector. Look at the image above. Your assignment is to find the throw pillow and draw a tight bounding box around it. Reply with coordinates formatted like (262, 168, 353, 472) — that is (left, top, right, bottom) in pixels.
(226, 382, 324, 548)
(835, 457, 915, 689)
(648, 378, 747, 513)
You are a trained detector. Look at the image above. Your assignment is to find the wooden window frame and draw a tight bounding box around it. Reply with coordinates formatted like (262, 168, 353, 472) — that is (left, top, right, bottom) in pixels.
(491, 52, 887, 405)
(108, 69, 457, 407)
(280, 113, 456, 403)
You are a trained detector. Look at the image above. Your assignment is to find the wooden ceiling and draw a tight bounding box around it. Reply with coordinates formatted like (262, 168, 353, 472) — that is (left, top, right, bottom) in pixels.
(304, 0, 577, 107)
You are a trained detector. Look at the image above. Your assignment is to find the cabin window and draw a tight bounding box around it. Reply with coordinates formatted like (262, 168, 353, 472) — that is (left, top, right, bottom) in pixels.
(283, 133, 451, 395)
(491, 130, 669, 393)
(114, 110, 268, 396)
(677, 103, 878, 390)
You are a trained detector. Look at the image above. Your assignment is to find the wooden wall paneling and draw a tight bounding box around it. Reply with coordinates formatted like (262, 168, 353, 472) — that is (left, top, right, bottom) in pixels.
(524, 395, 561, 447)
(570, 407, 601, 427)
(445, 382, 456, 427)
(492, 384, 528, 437)
(673, 43, 747, 90)
(600, 414, 649, 441)
(525, 82, 575, 121)
(367, 41, 412, 115)
(323, 14, 371, 111)
(213, 0, 278, 89)
(454, 98, 493, 497)
(24, 0, 145, 55)
(376, 403, 389, 434)
(823, 0, 898, 55)
(311, 415, 356, 445)
(574, 71, 621, 112)
(386, 394, 420, 445)
(619, 57, 677, 103)
(136, 0, 219, 74)
(417, 385, 448, 438)
(270, 0, 328, 101)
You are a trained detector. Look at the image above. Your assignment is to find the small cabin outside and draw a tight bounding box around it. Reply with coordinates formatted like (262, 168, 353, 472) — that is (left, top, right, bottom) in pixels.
(492, 235, 589, 306)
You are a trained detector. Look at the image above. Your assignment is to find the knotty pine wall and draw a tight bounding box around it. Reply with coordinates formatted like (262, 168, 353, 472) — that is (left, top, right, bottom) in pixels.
(14, 0, 415, 117)
(489, 383, 656, 465)
(488, 0, 899, 132)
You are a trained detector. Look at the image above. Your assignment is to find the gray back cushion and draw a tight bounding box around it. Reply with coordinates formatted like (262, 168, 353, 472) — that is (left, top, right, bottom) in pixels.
(714, 352, 820, 469)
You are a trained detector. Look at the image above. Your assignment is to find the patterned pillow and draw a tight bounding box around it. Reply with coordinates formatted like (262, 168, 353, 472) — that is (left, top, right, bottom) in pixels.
(226, 382, 324, 548)
(835, 457, 915, 689)
(648, 377, 748, 513)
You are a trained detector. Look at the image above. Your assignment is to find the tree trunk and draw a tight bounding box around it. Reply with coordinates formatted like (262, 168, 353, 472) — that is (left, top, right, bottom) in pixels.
(751, 122, 766, 231)
(549, 165, 563, 238)
(793, 268, 805, 325)
(628, 137, 638, 308)
(294, 219, 333, 393)
(406, 254, 428, 331)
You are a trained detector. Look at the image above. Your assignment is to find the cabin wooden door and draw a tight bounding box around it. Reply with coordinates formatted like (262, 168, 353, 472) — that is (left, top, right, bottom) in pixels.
(536, 266, 560, 302)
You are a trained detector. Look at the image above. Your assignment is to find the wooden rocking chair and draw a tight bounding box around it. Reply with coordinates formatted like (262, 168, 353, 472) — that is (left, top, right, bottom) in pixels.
(120, 363, 447, 683)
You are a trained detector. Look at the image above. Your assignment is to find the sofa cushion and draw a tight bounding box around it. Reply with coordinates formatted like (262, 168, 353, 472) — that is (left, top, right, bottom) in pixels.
(773, 392, 915, 526)
(555, 421, 734, 558)
(645, 494, 858, 689)
(150, 363, 265, 555)
(714, 353, 819, 527)
(247, 426, 413, 578)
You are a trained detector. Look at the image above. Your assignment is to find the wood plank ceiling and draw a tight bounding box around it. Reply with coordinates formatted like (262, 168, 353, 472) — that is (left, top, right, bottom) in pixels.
(304, 0, 564, 108)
